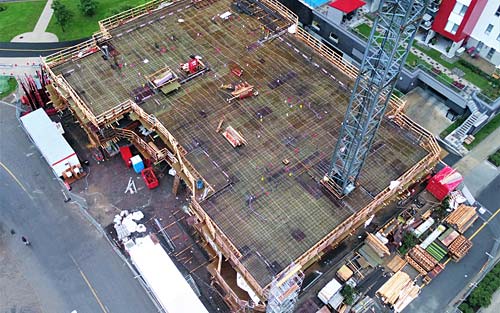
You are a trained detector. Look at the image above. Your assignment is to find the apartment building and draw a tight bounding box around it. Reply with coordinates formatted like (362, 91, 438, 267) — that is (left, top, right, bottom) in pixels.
(467, 1, 500, 66)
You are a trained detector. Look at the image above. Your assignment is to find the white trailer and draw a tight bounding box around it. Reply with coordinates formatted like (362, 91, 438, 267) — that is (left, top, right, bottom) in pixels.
(125, 235, 208, 313)
(20, 108, 80, 177)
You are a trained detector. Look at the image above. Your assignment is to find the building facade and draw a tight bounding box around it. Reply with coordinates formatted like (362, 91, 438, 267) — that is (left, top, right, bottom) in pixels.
(467, 0, 500, 66)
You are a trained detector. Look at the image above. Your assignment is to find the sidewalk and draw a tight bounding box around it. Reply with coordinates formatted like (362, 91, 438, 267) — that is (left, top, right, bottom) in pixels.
(11, 0, 58, 43)
(454, 126, 500, 197)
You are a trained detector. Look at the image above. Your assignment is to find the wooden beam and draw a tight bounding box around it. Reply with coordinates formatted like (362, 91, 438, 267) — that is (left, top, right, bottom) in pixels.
(172, 174, 181, 196)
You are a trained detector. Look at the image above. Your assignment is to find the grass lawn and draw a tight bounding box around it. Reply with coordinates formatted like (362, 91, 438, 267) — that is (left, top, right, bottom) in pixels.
(439, 114, 468, 138)
(0, 76, 18, 99)
(0, 0, 47, 42)
(414, 44, 496, 95)
(354, 23, 372, 39)
(465, 113, 500, 150)
(489, 149, 500, 167)
(46, 0, 149, 41)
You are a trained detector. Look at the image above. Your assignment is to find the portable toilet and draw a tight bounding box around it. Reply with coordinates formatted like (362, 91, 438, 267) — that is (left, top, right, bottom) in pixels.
(131, 155, 144, 173)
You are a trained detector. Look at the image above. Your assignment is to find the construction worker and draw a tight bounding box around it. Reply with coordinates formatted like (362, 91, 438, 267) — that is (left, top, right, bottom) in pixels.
(21, 236, 30, 245)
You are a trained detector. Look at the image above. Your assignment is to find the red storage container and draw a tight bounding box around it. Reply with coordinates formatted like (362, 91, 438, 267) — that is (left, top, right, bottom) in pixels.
(119, 146, 132, 167)
(141, 168, 159, 189)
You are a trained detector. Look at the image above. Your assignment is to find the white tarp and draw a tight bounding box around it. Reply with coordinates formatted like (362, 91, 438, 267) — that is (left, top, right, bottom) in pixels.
(126, 235, 208, 313)
(318, 278, 342, 304)
(20, 108, 80, 177)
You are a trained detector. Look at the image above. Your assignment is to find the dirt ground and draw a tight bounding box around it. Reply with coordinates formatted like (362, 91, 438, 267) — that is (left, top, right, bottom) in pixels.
(59, 113, 229, 312)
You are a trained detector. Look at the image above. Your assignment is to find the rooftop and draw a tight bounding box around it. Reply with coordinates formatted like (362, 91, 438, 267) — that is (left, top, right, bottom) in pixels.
(51, 0, 428, 288)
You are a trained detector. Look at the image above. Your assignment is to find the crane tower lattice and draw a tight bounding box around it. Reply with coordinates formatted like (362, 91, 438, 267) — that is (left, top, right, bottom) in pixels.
(324, 0, 429, 196)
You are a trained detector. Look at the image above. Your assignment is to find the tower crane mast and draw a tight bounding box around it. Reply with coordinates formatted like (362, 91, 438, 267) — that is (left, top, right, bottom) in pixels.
(323, 0, 429, 196)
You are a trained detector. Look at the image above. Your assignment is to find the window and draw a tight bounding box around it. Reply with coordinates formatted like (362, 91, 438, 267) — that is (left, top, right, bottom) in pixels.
(445, 21, 459, 34)
(311, 20, 320, 31)
(459, 5, 468, 16)
(477, 41, 484, 51)
(487, 48, 496, 59)
(329, 32, 339, 43)
(497, 34, 500, 42)
(496, 5, 500, 16)
(485, 24, 494, 35)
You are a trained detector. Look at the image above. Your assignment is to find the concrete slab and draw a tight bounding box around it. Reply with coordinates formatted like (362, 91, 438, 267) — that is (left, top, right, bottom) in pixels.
(404, 87, 453, 136)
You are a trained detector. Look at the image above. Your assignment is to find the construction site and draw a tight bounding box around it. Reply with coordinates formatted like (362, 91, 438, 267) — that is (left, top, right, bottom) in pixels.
(40, 0, 441, 311)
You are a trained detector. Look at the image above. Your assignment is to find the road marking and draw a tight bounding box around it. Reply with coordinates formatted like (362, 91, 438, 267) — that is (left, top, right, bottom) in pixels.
(469, 207, 500, 241)
(69, 254, 109, 313)
(0, 161, 32, 198)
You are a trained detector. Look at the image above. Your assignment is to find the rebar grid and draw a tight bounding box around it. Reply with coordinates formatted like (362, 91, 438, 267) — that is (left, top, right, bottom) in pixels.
(52, 0, 428, 288)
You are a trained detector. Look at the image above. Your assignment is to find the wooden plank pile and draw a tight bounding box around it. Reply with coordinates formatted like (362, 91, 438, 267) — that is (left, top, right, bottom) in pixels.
(445, 204, 478, 233)
(377, 271, 411, 304)
(377, 270, 420, 311)
(336, 265, 353, 282)
(365, 233, 390, 257)
(406, 246, 437, 274)
(386, 255, 406, 273)
(448, 235, 473, 261)
(426, 263, 445, 281)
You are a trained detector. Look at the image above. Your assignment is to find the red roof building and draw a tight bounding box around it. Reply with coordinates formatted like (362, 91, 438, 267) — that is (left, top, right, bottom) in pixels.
(328, 0, 366, 14)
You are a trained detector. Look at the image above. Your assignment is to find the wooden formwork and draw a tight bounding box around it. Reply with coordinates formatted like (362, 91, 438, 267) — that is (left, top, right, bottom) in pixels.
(260, 0, 298, 25)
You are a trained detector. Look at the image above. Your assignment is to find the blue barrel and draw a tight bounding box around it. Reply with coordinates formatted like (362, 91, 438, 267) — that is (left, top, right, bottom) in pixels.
(196, 179, 204, 189)
(131, 155, 145, 173)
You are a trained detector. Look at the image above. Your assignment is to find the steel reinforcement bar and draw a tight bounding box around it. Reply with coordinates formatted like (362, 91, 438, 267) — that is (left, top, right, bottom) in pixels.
(269, 114, 440, 291)
(294, 27, 406, 112)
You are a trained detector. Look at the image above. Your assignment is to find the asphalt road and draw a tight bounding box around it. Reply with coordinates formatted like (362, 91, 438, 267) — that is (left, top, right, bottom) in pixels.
(0, 103, 157, 312)
(405, 176, 500, 313)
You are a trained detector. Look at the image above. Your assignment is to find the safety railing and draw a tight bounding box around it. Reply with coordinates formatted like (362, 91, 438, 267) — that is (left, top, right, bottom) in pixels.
(52, 75, 100, 127)
(98, 0, 182, 33)
(261, 0, 298, 25)
(45, 36, 102, 67)
(127, 100, 212, 193)
(190, 199, 266, 299)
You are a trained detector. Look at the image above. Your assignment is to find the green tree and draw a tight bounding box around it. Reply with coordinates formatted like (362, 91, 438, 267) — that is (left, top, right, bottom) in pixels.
(458, 303, 473, 313)
(51, 0, 73, 32)
(469, 286, 492, 308)
(79, 0, 98, 17)
(341, 285, 355, 305)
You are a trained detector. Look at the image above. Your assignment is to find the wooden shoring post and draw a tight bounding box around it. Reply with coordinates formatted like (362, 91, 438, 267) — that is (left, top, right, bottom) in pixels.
(172, 174, 181, 195)
(217, 254, 223, 273)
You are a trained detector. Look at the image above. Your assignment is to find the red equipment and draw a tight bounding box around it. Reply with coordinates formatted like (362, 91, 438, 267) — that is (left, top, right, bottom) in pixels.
(141, 167, 159, 189)
(188, 58, 200, 74)
(119, 146, 132, 167)
(426, 166, 463, 201)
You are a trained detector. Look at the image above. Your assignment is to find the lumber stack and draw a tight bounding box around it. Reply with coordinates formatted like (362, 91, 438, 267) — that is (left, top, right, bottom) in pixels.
(448, 235, 473, 261)
(377, 271, 412, 305)
(404, 254, 427, 276)
(445, 204, 478, 233)
(426, 263, 445, 281)
(336, 265, 353, 282)
(393, 283, 421, 313)
(386, 255, 406, 273)
(365, 233, 390, 257)
(408, 246, 437, 272)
